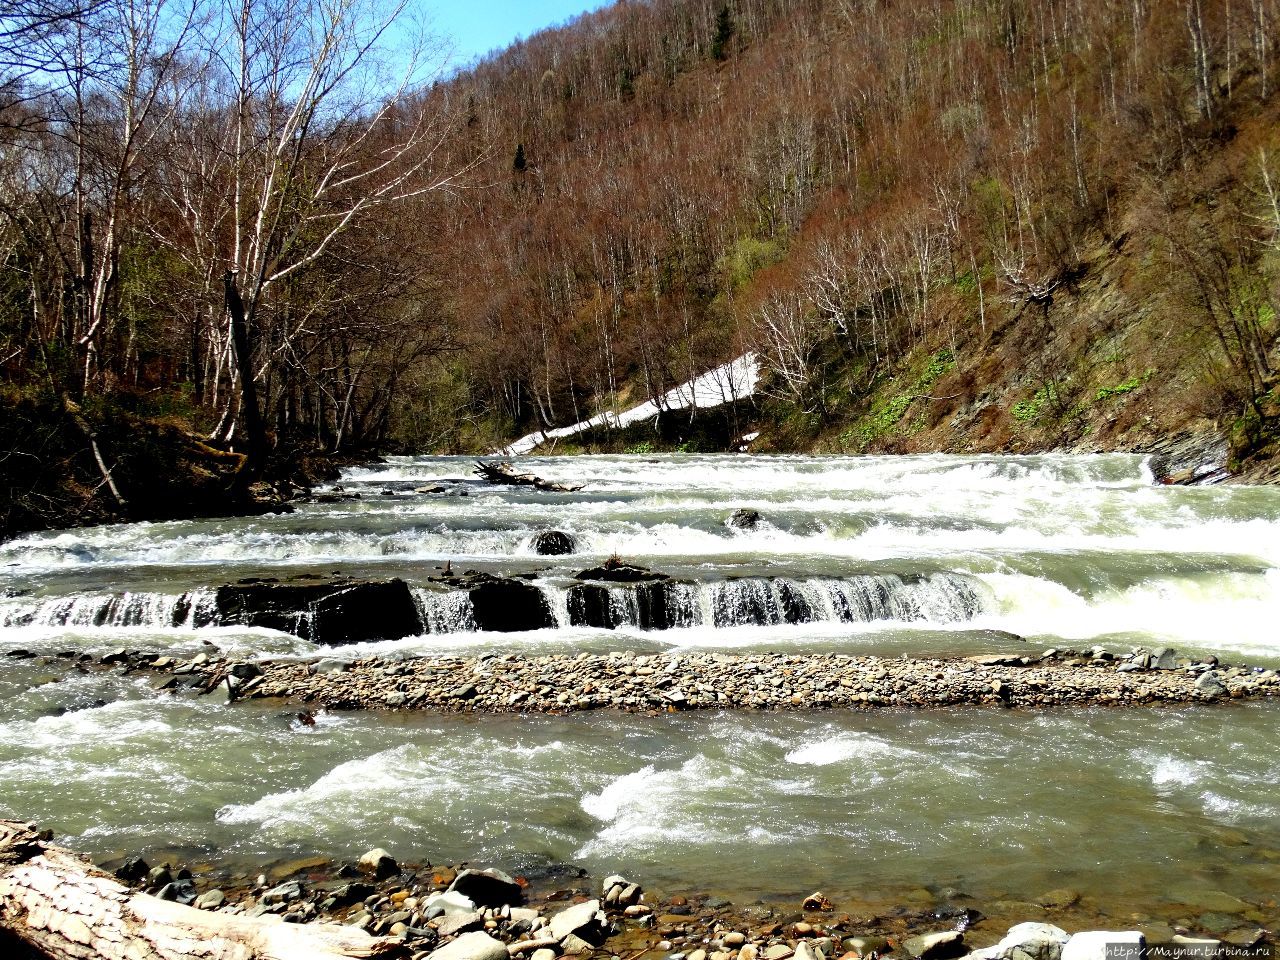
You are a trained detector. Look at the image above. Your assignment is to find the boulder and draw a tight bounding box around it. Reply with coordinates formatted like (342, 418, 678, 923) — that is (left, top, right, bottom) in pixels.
(195, 889, 226, 910)
(1195, 671, 1228, 698)
(566, 580, 679, 630)
(447, 867, 524, 907)
(531, 530, 577, 556)
(549, 899, 609, 945)
(426, 931, 511, 960)
(213, 578, 423, 644)
(309, 580, 423, 645)
(468, 578, 556, 632)
(155, 879, 197, 905)
(902, 931, 965, 960)
(968, 923, 1071, 960)
(358, 847, 399, 879)
(113, 856, 149, 885)
(726, 508, 762, 531)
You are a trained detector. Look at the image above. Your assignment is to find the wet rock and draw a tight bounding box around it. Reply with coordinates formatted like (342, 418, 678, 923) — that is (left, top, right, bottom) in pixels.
(114, 855, 149, 884)
(531, 530, 577, 556)
(468, 577, 556, 632)
(802, 891, 832, 911)
(426, 930, 510, 960)
(1061, 932, 1144, 960)
(435, 910, 484, 937)
(156, 879, 197, 905)
(1195, 671, 1228, 699)
(902, 931, 965, 959)
(726, 509, 762, 531)
(146, 865, 172, 889)
(549, 899, 609, 944)
(1152, 647, 1179, 670)
(969, 923, 1071, 960)
(213, 578, 423, 644)
(359, 848, 399, 879)
(1037, 889, 1080, 909)
(195, 889, 226, 910)
(575, 562, 670, 583)
(448, 867, 524, 907)
(331, 881, 375, 907)
(261, 880, 304, 905)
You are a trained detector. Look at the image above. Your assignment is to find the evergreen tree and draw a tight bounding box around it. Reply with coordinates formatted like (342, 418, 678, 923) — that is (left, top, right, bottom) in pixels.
(513, 142, 527, 173)
(711, 4, 734, 61)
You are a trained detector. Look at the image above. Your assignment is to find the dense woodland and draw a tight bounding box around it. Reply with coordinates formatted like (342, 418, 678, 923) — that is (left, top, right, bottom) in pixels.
(1, 0, 1279, 533)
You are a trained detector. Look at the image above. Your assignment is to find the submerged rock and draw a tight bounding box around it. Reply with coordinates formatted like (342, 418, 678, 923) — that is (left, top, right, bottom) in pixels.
(530, 530, 576, 555)
(726, 508, 762, 530)
(575, 561, 670, 583)
(427, 930, 510, 960)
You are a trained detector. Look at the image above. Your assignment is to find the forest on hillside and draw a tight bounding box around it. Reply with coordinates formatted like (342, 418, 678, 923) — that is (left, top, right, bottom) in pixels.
(1, 0, 1279, 534)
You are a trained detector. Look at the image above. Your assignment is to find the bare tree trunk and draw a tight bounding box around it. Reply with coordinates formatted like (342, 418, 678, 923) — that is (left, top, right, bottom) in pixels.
(224, 271, 267, 493)
(0, 821, 399, 960)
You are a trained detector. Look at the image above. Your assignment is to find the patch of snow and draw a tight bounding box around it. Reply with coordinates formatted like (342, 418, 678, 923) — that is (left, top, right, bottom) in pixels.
(497, 353, 759, 456)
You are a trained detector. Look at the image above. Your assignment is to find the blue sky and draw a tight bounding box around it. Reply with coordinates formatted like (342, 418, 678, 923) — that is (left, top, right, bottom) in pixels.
(430, 1, 616, 66)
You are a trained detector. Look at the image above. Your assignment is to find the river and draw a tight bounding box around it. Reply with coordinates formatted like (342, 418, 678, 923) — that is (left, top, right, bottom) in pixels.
(2, 453, 1279, 923)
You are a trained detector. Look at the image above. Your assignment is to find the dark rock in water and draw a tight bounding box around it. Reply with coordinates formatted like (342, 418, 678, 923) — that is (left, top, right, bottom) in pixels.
(212, 578, 423, 644)
(330, 881, 374, 908)
(531, 530, 576, 556)
(726, 508, 762, 531)
(114, 855, 149, 884)
(448, 868, 525, 907)
(156, 879, 197, 905)
(146, 865, 172, 889)
(567, 580, 682, 630)
(576, 562, 669, 583)
(310, 581, 422, 646)
(4, 649, 34, 659)
(468, 578, 555, 632)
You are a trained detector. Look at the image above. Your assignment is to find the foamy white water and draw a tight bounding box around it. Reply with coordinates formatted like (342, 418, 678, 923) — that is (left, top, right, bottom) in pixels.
(3, 453, 1280, 917)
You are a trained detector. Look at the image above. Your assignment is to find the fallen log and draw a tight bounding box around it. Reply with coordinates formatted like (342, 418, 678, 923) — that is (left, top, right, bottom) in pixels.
(0, 820, 401, 960)
(473, 461, 583, 492)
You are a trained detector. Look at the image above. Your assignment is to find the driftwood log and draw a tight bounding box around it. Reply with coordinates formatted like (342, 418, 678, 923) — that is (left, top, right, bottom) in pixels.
(473, 461, 583, 492)
(0, 821, 401, 960)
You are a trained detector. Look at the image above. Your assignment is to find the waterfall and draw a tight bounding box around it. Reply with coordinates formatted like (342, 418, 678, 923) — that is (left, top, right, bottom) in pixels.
(1, 589, 216, 630)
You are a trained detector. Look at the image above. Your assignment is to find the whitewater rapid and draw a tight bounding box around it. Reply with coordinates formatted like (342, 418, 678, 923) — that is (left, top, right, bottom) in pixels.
(3, 452, 1280, 914)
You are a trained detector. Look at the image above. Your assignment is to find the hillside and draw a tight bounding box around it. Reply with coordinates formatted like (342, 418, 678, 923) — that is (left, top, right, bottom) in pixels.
(429, 0, 1280, 474)
(2, 0, 1279, 538)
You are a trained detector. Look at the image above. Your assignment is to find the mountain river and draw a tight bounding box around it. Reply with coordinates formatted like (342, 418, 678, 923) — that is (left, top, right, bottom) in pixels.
(2, 453, 1278, 923)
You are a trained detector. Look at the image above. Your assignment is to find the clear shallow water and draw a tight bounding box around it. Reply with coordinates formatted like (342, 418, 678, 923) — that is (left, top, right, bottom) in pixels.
(2, 453, 1280, 915)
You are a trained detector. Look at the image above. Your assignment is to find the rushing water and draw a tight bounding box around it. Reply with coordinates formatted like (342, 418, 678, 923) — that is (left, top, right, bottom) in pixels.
(2, 453, 1280, 921)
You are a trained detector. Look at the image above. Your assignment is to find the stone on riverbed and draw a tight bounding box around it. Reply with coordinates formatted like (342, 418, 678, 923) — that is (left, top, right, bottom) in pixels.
(968, 923, 1070, 960)
(426, 930, 510, 960)
(903, 931, 966, 959)
(448, 867, 524, 907)
(358, 847, 399, 879)
(548, 898, 610, 945)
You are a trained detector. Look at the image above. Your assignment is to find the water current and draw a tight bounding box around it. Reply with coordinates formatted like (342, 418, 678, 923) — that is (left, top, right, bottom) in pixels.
(2, 454, 1278, 921)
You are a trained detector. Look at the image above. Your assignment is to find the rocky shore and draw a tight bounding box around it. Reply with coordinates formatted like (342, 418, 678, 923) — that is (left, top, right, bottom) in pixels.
(19, 645, 1278, 714)
(73, 834, 1279, 960)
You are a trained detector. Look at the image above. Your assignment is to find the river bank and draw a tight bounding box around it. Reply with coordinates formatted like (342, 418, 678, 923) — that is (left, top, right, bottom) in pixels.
(2, 819, 1274, 960)
(17, 646, 1278, 714)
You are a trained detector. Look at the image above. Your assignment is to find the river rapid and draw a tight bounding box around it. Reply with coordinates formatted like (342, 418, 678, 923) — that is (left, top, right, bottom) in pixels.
(2, 453, 1279, 923)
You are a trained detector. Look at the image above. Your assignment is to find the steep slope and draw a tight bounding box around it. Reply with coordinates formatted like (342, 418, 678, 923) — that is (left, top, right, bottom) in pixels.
(419, 0, 1279, 475)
